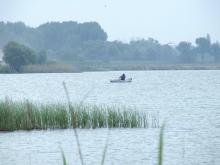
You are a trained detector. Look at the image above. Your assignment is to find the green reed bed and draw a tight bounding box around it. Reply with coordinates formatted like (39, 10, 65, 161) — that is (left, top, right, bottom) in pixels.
(0, 100, 156, 131)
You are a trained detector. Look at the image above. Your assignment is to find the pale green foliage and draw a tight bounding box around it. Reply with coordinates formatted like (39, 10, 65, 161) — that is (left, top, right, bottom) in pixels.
(3, 41, 36, 71)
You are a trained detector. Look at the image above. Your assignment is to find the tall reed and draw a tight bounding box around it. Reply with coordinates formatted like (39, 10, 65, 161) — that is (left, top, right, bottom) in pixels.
(60, 148, 67, 165)
(158, 124, 165, 165)
(0, 100, 155, 131)
(63, 81, 85, 165)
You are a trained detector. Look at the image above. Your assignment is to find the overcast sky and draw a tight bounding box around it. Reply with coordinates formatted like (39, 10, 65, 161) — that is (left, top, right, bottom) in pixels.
(0, 0, 219, 44)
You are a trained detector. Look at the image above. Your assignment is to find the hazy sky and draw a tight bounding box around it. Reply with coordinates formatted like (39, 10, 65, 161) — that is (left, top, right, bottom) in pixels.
(0, 0, 219, 44)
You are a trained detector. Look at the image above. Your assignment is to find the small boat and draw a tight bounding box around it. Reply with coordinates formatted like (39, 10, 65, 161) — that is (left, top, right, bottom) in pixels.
(110, 78, 132, 83)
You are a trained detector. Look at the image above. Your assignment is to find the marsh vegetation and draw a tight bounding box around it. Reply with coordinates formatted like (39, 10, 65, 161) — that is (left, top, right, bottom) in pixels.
(0, 100, 159, 131)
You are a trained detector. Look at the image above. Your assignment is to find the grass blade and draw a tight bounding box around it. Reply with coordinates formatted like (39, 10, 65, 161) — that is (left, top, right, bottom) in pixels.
(60, 148, 67, 165)
(63, 81, 84, 165)
(101, 129, 110, 165)
(158, 124, 165, 165)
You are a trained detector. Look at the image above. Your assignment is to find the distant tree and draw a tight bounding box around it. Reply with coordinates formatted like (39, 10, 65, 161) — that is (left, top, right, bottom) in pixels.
(6, 22, 27, 34)
(195, 35, 211, 53)
(37, 21, 107, 50)
(129, 39, 161, 60)
(78, 22, 107, 41)
(160, 44, 178, 62)
(211, 42, 220, 62)
(3, 41, 36, 71)
(37, 50, 47, 64)
(195, 34, 211, 62)
(1, 22, 220, 64)
(176, 41, 194, 63)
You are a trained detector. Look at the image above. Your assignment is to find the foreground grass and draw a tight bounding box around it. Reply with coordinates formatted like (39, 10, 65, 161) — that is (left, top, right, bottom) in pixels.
(158, 124, 165, 165)
(60, 125, 164, 165)
(0, 100, 156, 131)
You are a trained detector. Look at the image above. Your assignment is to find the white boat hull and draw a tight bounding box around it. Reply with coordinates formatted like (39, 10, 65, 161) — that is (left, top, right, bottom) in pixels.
(110, 78, 132, 83)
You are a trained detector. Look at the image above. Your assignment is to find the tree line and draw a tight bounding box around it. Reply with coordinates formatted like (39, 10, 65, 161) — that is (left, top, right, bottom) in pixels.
(0, 21, 220, 70)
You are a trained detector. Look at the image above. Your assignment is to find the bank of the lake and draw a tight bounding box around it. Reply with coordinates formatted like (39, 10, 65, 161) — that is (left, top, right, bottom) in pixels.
(1, 62, 220, 73)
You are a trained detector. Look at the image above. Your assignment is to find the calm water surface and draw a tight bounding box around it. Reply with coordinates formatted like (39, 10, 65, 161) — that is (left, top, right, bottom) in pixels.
(0, 70, 220, 165)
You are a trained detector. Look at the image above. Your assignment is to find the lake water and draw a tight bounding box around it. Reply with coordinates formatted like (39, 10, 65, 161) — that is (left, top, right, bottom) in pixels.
(0, 70, 220, 165)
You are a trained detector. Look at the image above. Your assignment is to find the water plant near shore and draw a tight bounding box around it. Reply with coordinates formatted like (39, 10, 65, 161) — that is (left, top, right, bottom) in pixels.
(0, 100, 158, 131)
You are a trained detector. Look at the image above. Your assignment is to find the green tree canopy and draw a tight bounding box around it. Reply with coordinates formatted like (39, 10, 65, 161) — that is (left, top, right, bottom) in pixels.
(195, 36, 211, 54)
(211, 42, 220, 62)
(194, 35, 212, 63)
(176, 41, 194, 63)
(0, 22, 220, 64)
(3, 41, 36, 71)
(37, 50, 47, 64)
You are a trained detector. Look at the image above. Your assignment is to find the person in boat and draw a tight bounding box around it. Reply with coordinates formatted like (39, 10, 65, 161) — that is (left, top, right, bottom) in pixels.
(119, 73, 126, 80)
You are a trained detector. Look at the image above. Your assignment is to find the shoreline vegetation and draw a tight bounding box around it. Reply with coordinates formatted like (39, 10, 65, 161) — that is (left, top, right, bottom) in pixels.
(1, 62, 220, 74)
(0, 100, 159, 131)
(0, 22, 220, 74)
